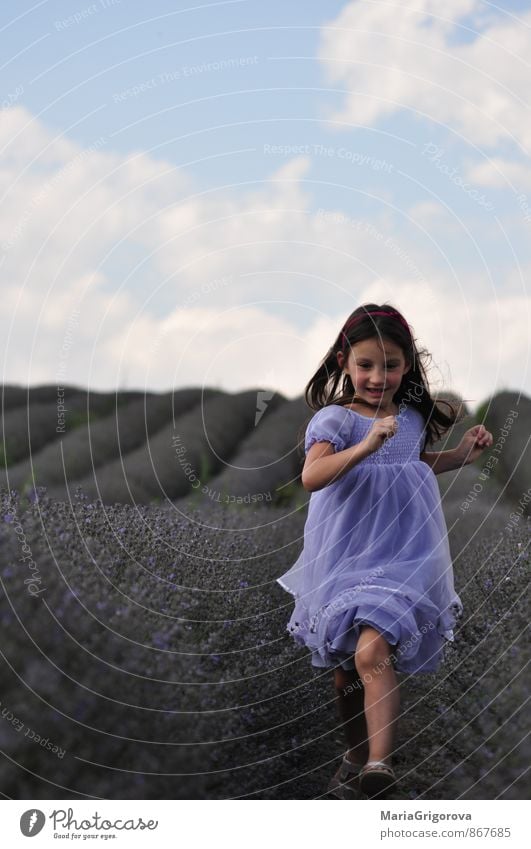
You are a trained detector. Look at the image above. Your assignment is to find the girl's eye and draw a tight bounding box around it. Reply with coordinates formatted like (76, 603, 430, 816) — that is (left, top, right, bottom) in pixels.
(359, 364, 397, 369)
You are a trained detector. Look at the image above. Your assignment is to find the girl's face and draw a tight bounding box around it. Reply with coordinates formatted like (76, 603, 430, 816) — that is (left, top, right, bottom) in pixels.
(337, 336, 410, 408)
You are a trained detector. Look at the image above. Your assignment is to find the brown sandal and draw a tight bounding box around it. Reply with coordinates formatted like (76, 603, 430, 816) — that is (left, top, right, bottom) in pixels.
(359, 760, 396, 797)
(328, 755, 363, 799)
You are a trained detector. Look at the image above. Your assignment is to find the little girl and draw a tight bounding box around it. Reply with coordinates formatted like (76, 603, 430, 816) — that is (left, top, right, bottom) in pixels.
(276, 303, 493, 799)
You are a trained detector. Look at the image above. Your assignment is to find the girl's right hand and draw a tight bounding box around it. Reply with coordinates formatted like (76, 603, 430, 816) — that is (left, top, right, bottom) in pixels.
(362, 415, 398, 455)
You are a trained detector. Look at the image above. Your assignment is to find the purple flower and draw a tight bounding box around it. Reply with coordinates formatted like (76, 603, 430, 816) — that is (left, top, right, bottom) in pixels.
(152, 632, 169, 649)
(73, 700, 90, 720)
(3, 514, 14, 523)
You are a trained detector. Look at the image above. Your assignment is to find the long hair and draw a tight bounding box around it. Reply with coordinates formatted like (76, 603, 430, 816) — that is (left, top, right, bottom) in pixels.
(298, 302, 468, 456)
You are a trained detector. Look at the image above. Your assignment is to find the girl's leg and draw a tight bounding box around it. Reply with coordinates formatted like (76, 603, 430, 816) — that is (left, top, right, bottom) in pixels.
(353, 625, 400, 766)
(333, 666, 369, 765)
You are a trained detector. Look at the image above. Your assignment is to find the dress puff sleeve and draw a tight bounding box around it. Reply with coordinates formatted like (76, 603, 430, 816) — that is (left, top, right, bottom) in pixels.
(304, 405, 353, 455)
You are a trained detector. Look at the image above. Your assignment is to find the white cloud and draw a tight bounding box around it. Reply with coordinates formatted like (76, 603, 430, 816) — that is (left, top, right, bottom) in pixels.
(318, 0, 531, 149)
(0, 105, 529, 408)
(407, 200, 448, 220)
(140, 154, 317, 288)
(465, 157, 531, 190)
(101, 304, 309, 397)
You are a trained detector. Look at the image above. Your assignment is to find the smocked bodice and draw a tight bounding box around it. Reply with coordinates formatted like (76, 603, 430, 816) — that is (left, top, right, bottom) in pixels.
(304, 403, 427, 467)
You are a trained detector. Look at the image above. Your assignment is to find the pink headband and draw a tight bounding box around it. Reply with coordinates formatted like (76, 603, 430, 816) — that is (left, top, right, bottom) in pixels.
(341, 310, 410, 350)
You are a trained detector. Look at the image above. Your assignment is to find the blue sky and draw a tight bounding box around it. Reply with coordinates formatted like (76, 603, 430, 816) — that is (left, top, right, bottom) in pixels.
(1, 0, 530, 409)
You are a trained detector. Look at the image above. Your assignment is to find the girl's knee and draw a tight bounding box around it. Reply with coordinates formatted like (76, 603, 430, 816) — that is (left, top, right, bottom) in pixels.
(354, 625, 394, 676)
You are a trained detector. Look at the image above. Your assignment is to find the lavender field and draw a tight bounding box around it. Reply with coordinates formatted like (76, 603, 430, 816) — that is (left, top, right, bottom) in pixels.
(0, 385, 529, 799)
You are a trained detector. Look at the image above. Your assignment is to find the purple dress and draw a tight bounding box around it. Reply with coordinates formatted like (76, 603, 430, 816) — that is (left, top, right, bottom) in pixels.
(277, 403, 463, 674)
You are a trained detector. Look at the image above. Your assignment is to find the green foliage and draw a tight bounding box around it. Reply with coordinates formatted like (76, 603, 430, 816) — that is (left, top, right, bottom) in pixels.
(198, 450, 212, 482)
(273, 480, 307, 509)
(65, 411, 90, 430)
(474, 396, 493, 427)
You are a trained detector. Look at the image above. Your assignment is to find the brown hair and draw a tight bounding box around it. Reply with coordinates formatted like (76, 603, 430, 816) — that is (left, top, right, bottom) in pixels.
(298, 302, 468, 456)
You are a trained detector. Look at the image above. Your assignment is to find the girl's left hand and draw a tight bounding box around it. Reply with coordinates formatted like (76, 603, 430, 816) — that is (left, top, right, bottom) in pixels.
(455, 424, 493, 466)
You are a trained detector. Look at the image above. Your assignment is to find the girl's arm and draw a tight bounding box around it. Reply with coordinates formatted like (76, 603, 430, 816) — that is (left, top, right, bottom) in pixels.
(420, 424, 494, 474)
(302, 440, 373, 492)
(419, 448, 467, 475)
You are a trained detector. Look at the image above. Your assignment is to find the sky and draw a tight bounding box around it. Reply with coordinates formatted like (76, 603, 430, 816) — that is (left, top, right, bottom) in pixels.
(1, 0, 531, 412)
